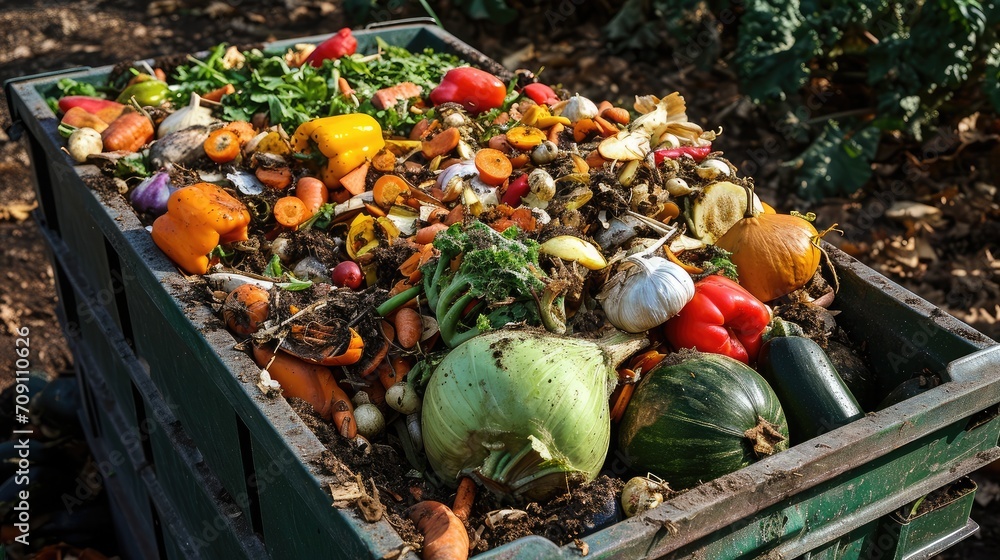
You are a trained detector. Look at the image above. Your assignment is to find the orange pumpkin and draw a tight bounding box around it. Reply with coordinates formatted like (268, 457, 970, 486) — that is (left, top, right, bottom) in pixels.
(715, 188, 833, 302)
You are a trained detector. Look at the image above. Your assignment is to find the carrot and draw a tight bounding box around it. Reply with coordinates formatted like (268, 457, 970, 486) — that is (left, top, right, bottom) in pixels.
(221, 284, 270, 337)
(371, 148, 397, 172)
(338, 76, 353, 96)
(597, 100, 614, 113)
(601, 107, 630, 125)
(630, 350, 667, 373)
(251, 345, 356, 433)
(421, 127, 461, 159)
(273, 196, 309, 228)
(414, 222, 448, 245)
(364, 202, 386, 217)
(394, 307, 422, 349)
(444, 204, 465, 226)
(101, 111, 153, 152)
(407, 501, 469, 560)
(203, 83, 236, 102)
(609, 382, 635, 423)
(379, 355, 411, 391)
(474, 148, 513, 186)
(339, 161, 370, 196)
(389, 278, 418, 298)
(256, 166, 292, 190)
(508, 207, 537, 232)
(359, 335, 390, 377)
(381, 320, 396, 343)
(204, 128, 241, 163)
(397, 251, 424, 279)
(593, 115, 618, 137)
(547, 122, 565, 144)
(509, 153, 530, 169)
(452, 477, 477, 523)
(373, 174, 411, 209)
(295, 176, 329, 215)
(664, 246, 704, 274)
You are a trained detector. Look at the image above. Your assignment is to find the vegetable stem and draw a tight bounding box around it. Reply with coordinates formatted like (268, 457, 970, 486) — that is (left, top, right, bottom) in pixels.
(597, 331, 651, 371)
(376, 284, 423, 316)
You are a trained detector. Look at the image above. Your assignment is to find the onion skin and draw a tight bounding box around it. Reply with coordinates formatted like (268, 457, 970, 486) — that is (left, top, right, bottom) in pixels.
(715, 213, 821, 302)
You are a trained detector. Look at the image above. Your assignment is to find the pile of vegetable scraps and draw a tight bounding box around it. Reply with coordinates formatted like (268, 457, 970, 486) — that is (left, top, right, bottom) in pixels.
(55, 27, 887, 559)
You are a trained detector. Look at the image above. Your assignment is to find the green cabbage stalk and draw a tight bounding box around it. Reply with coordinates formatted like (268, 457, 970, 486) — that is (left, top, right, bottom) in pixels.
(421, 329, 647, 502)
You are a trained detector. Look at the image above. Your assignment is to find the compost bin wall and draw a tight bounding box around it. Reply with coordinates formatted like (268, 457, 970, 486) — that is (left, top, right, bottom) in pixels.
(6, 24, 1000, 560)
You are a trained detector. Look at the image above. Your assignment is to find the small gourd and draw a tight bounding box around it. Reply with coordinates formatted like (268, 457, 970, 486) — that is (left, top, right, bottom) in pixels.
(716, 186, 836, 302)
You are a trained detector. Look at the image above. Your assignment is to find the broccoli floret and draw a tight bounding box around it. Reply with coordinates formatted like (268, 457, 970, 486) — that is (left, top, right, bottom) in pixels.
(425, 222, 557, 347)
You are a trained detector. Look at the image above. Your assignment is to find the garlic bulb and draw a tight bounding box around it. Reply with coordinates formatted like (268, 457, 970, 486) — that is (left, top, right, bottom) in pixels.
(157, 93, 216, 138)
(598, 251, 694, 333)
(523, 168, 556, 209)
(555, 94, 599, 123)
(531, 140, 559, 165)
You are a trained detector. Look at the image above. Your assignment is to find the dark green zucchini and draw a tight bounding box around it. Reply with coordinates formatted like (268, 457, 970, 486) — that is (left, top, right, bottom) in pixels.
(758, 336, 864, 444)
(618, 351, 789, 490)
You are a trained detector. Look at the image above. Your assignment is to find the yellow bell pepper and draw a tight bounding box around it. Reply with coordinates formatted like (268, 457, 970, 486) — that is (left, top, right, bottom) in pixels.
(151, 183, 251, 274)
(291, 114, 385, 189)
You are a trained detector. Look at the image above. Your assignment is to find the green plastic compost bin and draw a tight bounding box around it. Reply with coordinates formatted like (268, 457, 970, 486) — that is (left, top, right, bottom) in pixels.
(6, 23, 1000, 560)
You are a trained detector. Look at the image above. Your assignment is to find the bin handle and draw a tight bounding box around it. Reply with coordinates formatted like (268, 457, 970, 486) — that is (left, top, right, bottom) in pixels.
(944, 343, 1000, 384)
(364, 17, 440, 30)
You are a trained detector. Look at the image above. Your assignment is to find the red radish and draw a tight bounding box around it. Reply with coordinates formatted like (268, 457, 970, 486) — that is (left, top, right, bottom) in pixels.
(332, 261, 363, 289)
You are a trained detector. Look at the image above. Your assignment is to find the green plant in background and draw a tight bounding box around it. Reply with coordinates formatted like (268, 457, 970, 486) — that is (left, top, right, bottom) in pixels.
(605, 0, 1000, 200)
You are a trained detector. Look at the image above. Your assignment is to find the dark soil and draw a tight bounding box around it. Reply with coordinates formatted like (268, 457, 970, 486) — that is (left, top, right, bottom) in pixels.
(1, 0, 997, 558)
(290, 398, 622, 553)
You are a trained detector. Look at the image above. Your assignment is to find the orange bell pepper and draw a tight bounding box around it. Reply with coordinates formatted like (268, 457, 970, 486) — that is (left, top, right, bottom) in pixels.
(320, 327, 365, 366)
(151, 183, 250, 274)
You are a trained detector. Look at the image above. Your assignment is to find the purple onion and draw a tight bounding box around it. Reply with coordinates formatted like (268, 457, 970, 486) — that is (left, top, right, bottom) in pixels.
(130, 172, 175, 215)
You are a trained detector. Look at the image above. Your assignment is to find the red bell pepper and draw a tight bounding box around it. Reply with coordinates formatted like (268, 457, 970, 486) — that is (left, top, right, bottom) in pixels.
(653, 145, 712, 165)
(663, 275, 770, 364)
(57, 96, 126, 122)
(304, 28, 358, 67)
(500, 174, 529, 206)
(429, 67, 506, 114)
(522, 83, 559, 106)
